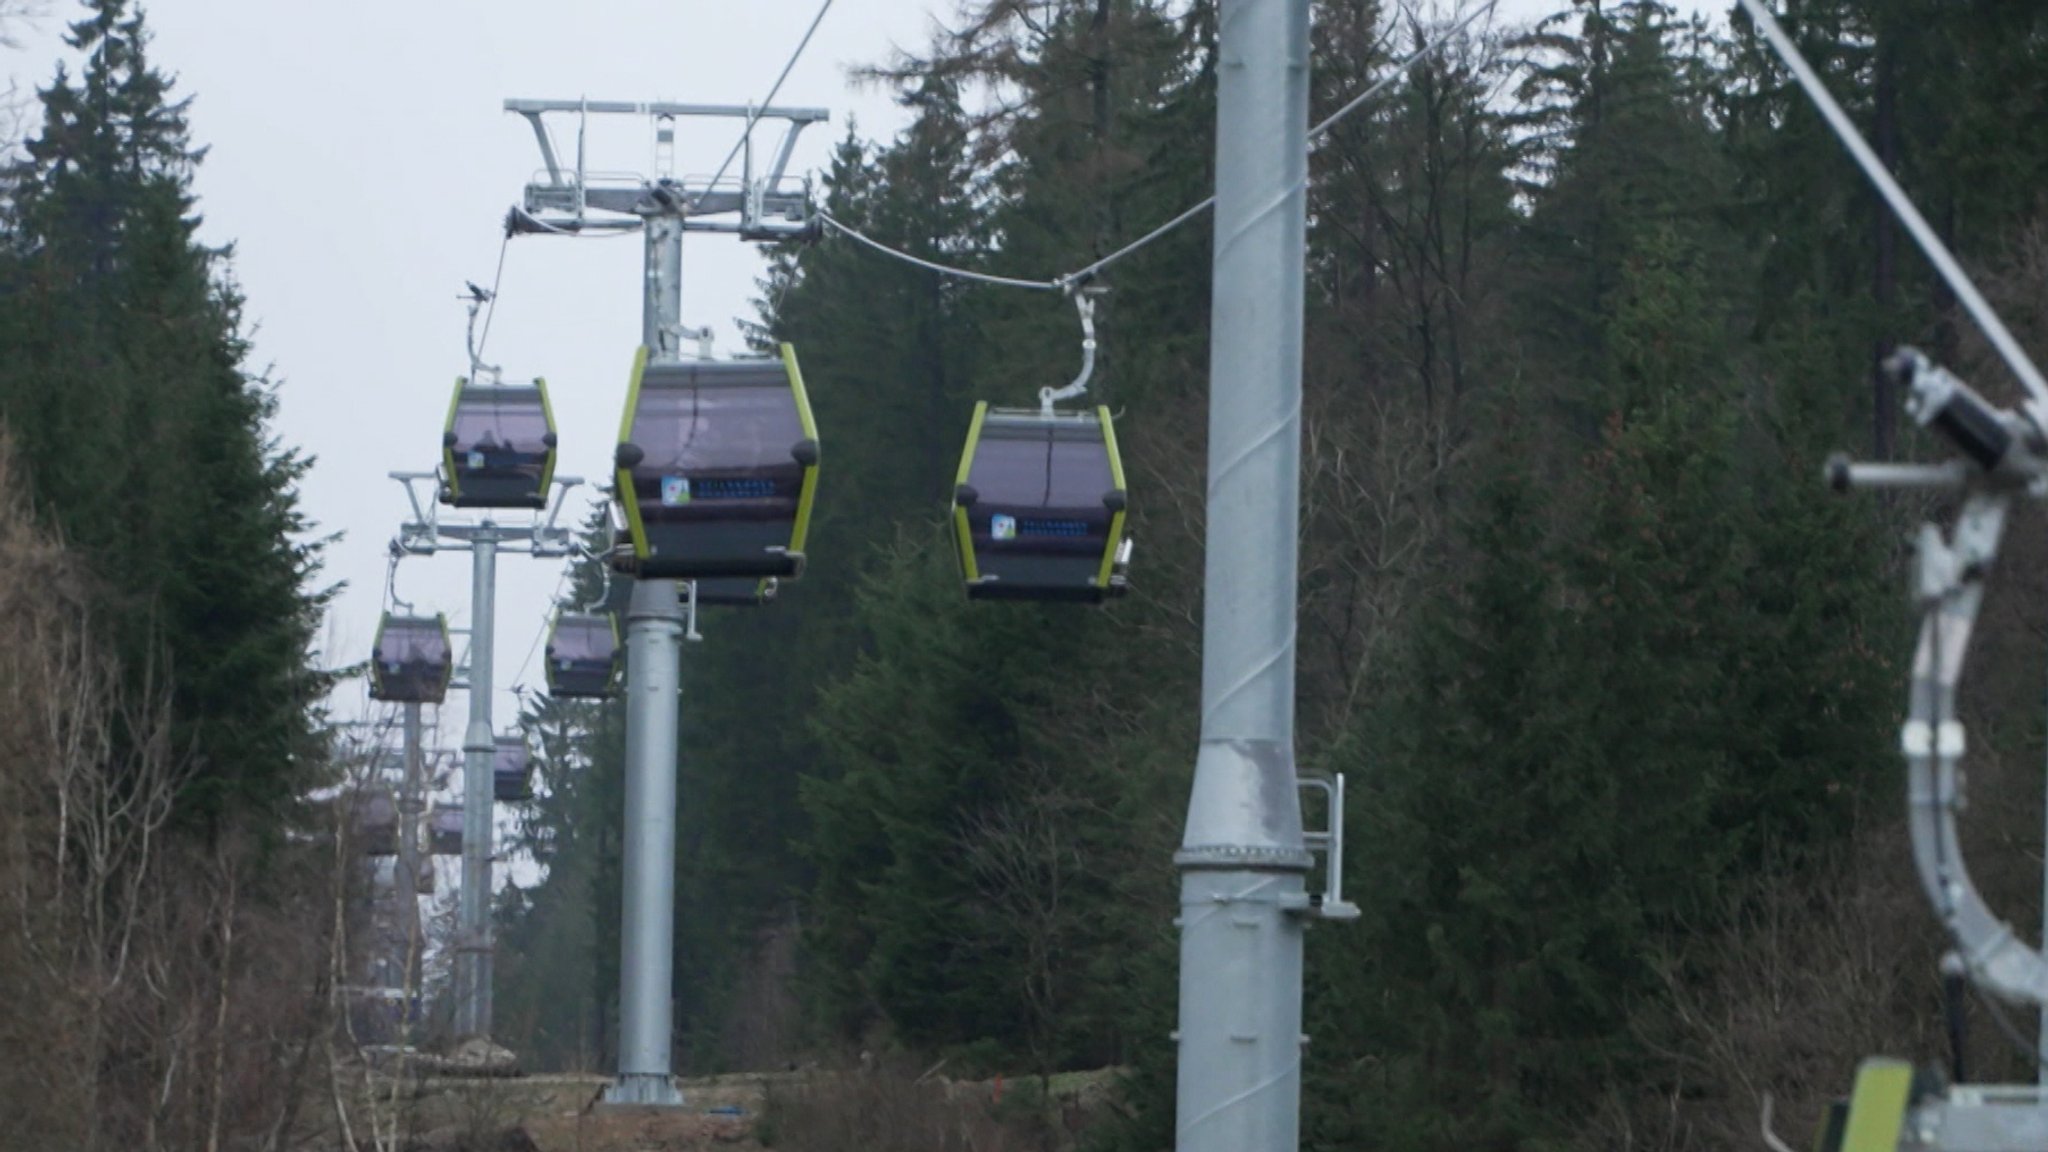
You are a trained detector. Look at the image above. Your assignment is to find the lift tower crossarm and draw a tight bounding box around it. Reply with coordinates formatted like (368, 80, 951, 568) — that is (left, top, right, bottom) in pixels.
(503, 98, 828, 121)
(505, 98, 826, 242)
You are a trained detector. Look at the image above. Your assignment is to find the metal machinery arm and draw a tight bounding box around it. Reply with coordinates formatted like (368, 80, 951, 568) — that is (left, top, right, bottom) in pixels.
(1839, 350, 2048, 1007)
(1806, 350, 2048, 1152)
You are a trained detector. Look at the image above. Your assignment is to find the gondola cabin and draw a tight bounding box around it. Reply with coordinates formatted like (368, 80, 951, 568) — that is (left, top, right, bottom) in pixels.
(545, 613, 619, 699)
(613, 345, 818, 579)
(951, 404, 1129, 602)
(369, 614, 453, 704)
(441, 378, 558, 509)
(493, 737, 533, 803)
(358, 792, 400, 857)
(694, 577, 777, 607)
(428, 805, 463, 856)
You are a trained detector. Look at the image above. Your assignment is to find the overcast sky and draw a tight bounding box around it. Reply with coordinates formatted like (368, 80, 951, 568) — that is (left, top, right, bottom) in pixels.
(4, 0, 1709, 771)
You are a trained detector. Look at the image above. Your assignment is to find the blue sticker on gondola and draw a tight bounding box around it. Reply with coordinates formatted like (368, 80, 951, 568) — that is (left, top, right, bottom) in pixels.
(1019, 518, 1088, 538)
(661, 476, 691, 506)
(467, 451, 485, 470)
(992, 514, 1017, 541)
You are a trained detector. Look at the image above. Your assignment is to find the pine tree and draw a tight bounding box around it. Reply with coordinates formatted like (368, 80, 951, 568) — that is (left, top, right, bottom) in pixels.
(0, 0, 326, 823)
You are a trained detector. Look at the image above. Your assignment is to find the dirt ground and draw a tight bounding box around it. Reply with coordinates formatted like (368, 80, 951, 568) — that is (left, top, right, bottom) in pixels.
(312, 1071, 764, 1151)
(396, 1073, 775, 1151)
(323, 1065, 1115, 1151)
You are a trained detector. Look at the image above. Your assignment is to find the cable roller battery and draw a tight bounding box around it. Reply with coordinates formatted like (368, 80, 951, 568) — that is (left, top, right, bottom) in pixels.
(1921, 380, 2010, 471)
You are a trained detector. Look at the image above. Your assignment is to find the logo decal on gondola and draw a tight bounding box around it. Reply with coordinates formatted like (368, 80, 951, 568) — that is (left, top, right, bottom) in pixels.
(467, 450, 485, 470)
(661, 476, 691, 506)
(992, 514, 1017, 541)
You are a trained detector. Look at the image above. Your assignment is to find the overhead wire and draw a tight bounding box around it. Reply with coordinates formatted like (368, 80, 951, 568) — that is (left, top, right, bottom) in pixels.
(1064, 0, 1500, 287)
(1729, 0, 2048, 408)
(815, 0, 1500, 294)
(693, 0, 838, 212)
(816, 211, 1062, 290)
(472, 233, 512, 368)
(509, 566, 571, 695)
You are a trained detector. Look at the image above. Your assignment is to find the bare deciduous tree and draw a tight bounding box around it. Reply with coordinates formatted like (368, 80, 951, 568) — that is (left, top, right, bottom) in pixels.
(0, 430, 341, 1152)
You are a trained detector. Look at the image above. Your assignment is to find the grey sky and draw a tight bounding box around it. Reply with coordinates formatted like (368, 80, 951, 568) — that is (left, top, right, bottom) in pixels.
(5, 0, 1708, 763)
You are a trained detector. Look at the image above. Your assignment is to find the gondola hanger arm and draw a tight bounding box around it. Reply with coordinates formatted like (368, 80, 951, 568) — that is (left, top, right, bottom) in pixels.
(530, 476, 584, 557)
(1040, 287, 1104, 416)
(570, 541, 616, 615)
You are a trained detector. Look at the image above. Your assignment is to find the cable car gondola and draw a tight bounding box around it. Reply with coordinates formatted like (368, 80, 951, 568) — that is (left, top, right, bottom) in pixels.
(545, 612, 619, 699)
(441, 377, 558, 509)
(613, 345, 819, 579)
(493, 737, 533, 803)
(951, 403, 1130, 602)
(428, 805, 463, 856)
(369, 614, 454, 704)
(693, 577, 777, 607)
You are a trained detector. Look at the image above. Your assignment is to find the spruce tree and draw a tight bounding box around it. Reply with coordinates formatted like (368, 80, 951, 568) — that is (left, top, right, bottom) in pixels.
(0, 0, 326, 823)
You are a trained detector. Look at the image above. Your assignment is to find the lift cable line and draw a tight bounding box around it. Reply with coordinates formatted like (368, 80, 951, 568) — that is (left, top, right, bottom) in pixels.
(813, 0, 1499, 295)
(508, 565, 572, 692)
(471, 234, 511, 371)
(693, 0, 838, 214)
(814, 211, 1062, 290)
(1730, 0, 2048, 409)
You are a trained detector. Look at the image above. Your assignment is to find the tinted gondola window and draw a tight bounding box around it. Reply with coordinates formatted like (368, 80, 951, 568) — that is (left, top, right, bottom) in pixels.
(444, 381, 556, 508)
(630, 382, 804, 478)
(493, 738, 532, 803)
(546, 613, 618, 698)
(428, 806, 463, 855)
(370, 615, 453, 704)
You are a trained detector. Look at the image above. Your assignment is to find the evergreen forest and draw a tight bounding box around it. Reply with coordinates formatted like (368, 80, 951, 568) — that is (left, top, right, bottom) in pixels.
(4, 0, 2048, 1149)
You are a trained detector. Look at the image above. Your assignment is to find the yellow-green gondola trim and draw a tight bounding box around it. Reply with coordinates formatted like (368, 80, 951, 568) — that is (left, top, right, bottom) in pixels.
(433, 613, 453, 693)
(952, 401, 989, 583)
(535, 377, 558, 497)
(1095, 405, 1125, 590)
(1838, 1060, 1912, 1152)
(615, 346, 654, 562)
(371, 613, 391, 695)
(782, 343, 820, 559)
(441, 377, 468, 501)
